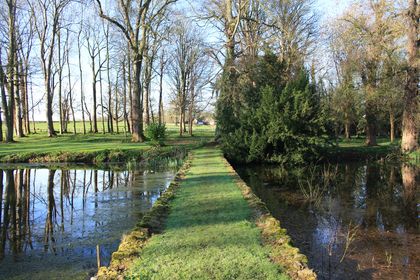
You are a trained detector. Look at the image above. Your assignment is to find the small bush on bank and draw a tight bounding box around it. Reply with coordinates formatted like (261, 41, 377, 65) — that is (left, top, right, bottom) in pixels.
(145, 123, 166, 146)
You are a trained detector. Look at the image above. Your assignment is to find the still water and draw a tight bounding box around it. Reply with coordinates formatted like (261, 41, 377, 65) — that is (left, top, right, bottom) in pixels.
(0, 164, 179, 279)
(235, 161, 419, 280)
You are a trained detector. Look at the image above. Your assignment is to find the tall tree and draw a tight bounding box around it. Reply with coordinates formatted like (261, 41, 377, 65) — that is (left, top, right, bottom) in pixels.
(30, 0, 71, 137)
(77, 19, 86, 134)
(401, 0, 419, 152)
(1, 0, 17, 142)
(96, 0, 178, 142)
(337, 0, 402, 145)
(85, 19, 106, 133)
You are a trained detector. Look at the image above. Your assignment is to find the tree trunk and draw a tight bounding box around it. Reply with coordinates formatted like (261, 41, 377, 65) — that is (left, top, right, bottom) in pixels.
(401, 0, 419, 153)
(14, 56, 23, 137)
(84, 99, 92, 133)
(4, 1, 16, 142)
(131, 57, 144, 142)
(91, 55, 98, 133)
(0, 104, 3, 142)
(114, 76, 119, 134)
(23, 62, 30, 134)
(179, 107, 183, 136)
(127, 49, 132, 133)
(183, 112, 187, 133)
(123, 59, 129, 134)
(158, 56, 164, 125)
(58, 30, 63, 134)
(390, 112, 395, 143)
(143, 58, 150, 126)
(344, 121, 350, 139)
(98, 50, 105, 134)
(78, 27, 86, 135)
(20, 61, 29, 135)
(46, 80, 55, 137)
(67, 40, 76, 135)
(149, 93, 155, 123)
(363, 80, 377, 146)
(30, 74, 36, 133)
(106, 34, 113, 134)
(189, 83, 194, 136)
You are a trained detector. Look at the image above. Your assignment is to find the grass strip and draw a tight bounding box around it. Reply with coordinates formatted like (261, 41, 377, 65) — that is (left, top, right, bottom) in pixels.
(123, 147, 291, 280)
(96, 153, 193, 279)
(222, 157, 316, 280)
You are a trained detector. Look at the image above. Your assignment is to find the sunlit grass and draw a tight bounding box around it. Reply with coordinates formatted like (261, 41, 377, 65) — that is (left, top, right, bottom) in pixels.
(127, 147, 288, 280)
(0, 122, 215, 157)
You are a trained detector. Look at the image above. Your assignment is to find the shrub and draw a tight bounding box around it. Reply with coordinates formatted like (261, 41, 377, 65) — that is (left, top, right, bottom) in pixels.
(216, 51, 327, 165)
(145, 123, 166, 146)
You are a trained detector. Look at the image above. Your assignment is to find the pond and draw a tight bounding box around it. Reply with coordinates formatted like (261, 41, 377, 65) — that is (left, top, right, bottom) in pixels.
(235, 161, 419, 280)
(0, 162, 181, 279)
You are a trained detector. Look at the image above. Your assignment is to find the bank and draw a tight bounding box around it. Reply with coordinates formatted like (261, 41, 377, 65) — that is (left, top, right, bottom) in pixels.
(96, 146, 315, 280)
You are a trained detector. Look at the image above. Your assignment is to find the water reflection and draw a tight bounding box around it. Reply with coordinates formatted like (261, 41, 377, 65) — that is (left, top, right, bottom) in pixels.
(235, 162, 419, 280)
(0, 166, 177, 279)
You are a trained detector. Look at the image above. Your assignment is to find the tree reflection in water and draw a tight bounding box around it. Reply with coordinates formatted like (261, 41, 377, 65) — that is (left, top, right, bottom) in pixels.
(0, 166, 176, 279)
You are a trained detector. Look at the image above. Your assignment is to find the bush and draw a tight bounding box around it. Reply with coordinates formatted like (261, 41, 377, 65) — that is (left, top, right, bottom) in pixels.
(216, 51, 327, 165)
(145, 123, 167, 146)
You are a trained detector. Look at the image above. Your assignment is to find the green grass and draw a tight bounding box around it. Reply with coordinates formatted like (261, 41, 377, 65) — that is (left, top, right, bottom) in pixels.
(0, 123, 215, 161)
(127, 147, 288, 280)
(324, 137, 399, 160)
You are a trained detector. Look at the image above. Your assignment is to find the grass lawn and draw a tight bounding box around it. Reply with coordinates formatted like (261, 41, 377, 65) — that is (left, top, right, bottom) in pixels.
(127, 147, 288, 280)
(324, 137, 400, 160)
(0, 122, 215, 158)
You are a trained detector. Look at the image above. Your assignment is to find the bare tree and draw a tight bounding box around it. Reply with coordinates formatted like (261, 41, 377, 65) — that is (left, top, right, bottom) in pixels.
(158, 50, 168, 124)
(169, 19, 211, 136)
(29, 0, 71, 137)
(96, 0, 178, 142)
(263, 0, 318, 77)
(1, 0, 17, 142)
(85, 18, 106, 133)
(77, 19, 86, 134)
(64, 27, 76, 134)
(16, 9, 34, 136)
(204, 0, 248, 69)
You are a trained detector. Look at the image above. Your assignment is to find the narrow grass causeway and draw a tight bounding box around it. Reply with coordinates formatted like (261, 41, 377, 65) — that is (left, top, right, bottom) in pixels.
(127, 147, 288, 280)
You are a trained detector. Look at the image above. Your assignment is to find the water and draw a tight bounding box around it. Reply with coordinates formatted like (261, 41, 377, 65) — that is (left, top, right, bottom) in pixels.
(0, 164, 179, 279)
(235, 161, 419, 280)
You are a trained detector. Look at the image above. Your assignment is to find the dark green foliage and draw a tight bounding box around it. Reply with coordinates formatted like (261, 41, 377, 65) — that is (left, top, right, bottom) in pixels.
(216, 52, 327, 164)
(145, 123, 166, 146)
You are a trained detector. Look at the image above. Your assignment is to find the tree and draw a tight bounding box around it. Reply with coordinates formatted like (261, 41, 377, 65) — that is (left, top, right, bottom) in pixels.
(401, 0, 419, 152)
(158, 50, 167, 124)
(168, 19, 205, 136)
(334, 0, 403, 145)
(1, 0, 17, 142)
(77, 18, 87, 134)
(85, 18, 106, 133)
(217, 52, 325, 164)
(96, 0, 178, 142)
(30, 0, 71, 137)
(262, 0, 318, 78)
(16, 14, 34, 136)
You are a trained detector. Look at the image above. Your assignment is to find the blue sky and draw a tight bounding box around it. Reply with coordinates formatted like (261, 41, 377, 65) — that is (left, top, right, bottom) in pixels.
(316, 0, 352, 21)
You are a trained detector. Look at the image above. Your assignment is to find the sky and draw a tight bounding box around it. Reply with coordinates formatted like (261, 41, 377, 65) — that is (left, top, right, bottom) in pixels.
(317, 0, 352, 20)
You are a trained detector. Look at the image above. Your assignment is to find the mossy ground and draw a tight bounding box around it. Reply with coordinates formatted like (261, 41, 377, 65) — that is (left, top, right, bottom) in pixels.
(126, 147, 289, 280)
